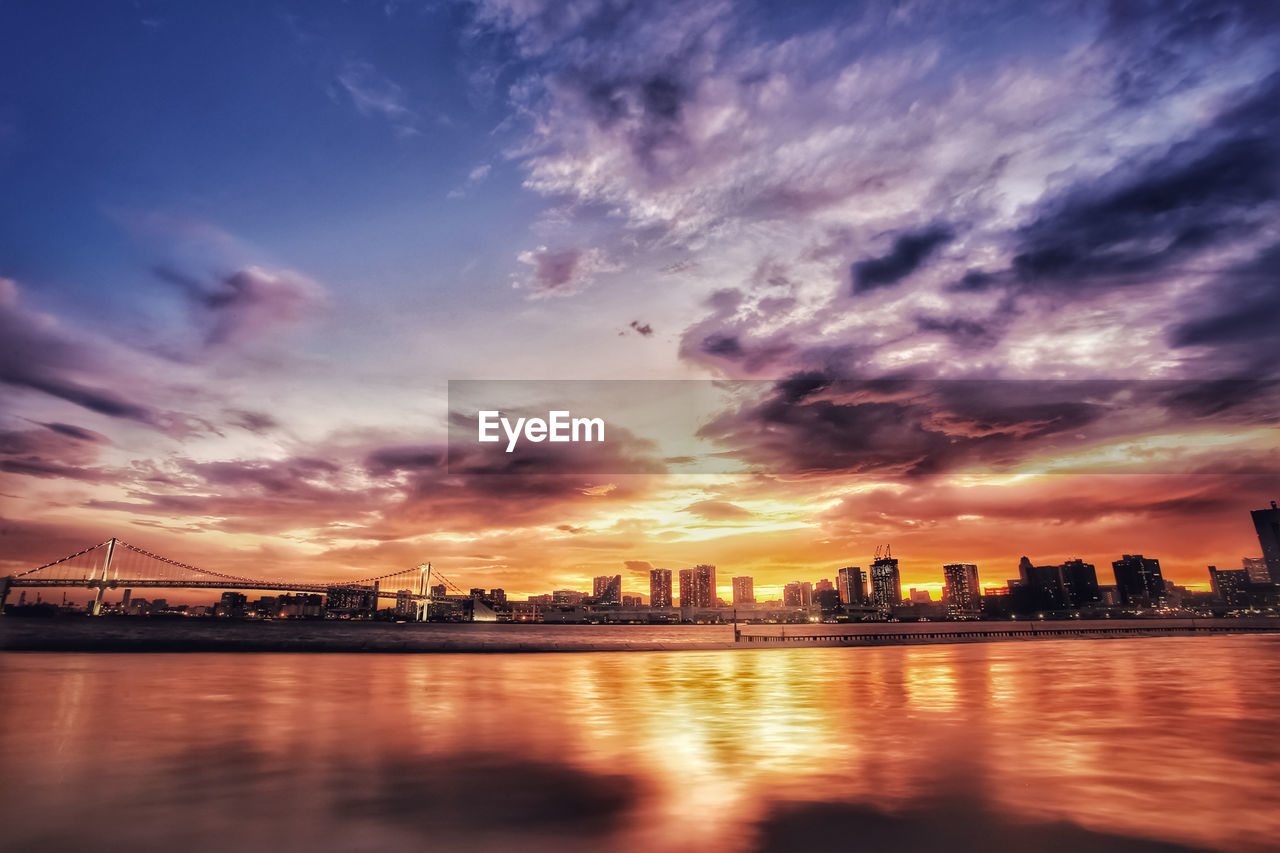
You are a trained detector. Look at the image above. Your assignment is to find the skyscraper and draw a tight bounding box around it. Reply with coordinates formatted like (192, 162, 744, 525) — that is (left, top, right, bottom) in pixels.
(650, 568, 673, 608)
(1058, 559, 1101, 607)
(679, 568, 694, 607)
(1015, 556, 1068, 611)
(732, 576, 754, 605)
(593, 574, 622, 605)
(870, 552, 901, 615)
(1253, 501, 1280, 583)
(693, 564, 717, 607)
(1208, 565, 1253, 608)
(1112, 555, 1165, 606)
(837, 566, 862, 605)
(1243, 556, 1270, 584)
(942, 563, 980, 617)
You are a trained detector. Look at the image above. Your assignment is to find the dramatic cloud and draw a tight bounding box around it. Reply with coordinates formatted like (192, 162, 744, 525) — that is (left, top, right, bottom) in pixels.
(0, 423, 110, 480)
(0, 278, 157, 424)
(155, 265, 327, 351)
(683, 499, 753, 521)
(3, 1, 1277, 595)
(852, 226, 954, 294)
(515, 246, 618, 297)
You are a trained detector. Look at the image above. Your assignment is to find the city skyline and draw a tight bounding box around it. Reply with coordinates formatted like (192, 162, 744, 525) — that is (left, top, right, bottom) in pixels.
(2, 2, 1279, 602)
(15, 499, 1275, 612)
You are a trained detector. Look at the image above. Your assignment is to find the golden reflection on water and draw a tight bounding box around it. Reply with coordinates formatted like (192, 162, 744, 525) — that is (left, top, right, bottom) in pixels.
(2, 636, 1279, 852)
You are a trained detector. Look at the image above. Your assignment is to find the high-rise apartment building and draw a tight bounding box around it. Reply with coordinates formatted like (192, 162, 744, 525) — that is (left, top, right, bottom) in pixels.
(650, 568, 673, 608)
(693, 564, 717, 607)
(732, 576, 754, 605)
(1253, 501, 1280, 583)
(942, 563, 981, 617)
(870, 554, 901, 615)
(1059, 559, 1101, 607)
(1208, 565, 1253, 608)
(1112, 555, 1165, 606)
(1243, 556, 1270, 584)
(837, 566, 865, 605)
(593, 574, 622, 605)
(679, 569, 694, 607)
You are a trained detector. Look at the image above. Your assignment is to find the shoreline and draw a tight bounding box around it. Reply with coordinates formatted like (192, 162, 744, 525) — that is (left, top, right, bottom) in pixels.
(3, 615, 1278, 653)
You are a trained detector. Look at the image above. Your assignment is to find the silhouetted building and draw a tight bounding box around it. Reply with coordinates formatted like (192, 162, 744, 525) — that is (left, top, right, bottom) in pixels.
(815, 587, 842, 612)
(1254, 501, 1280, 583)
(622, 594, 643, 608)
(1208, 565, 1252, 608)
(783, 582, 805, 608)
(216, 591, 247, 618)
(326, 584, 378, 618)
(909, 588, 932, 603)
(489, 589, 508, 608)
(679, 569, 694, 607)
(1059, 559, 1102, 607)
(732, 576, 755, 605)
(552, 589, 586, 605)
(837, 566, 865, 605)
(1243, 556, 1270, 584)
(593, 574, 622, 605)
(870, 555, 901, 615)
(395, 589, 418, 619)
(1112, 554, 1165, 606)
(650, 568, 673, 608)
(943, 563, 981, 617)
(1015, 556, 1068, 611)
(693, 564, 717, 608)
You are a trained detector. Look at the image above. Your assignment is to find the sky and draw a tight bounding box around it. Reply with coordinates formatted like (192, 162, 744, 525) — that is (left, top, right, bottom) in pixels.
(1, 0, 1278, 600)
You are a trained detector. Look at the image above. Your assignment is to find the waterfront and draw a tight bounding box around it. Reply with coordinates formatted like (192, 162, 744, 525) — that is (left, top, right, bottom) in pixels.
(3, 636, 1279, 851)
(4, 616, 1279, 653)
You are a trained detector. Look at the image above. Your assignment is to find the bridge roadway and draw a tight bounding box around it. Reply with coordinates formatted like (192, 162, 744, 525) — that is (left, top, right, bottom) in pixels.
(2, 577, 426, 600)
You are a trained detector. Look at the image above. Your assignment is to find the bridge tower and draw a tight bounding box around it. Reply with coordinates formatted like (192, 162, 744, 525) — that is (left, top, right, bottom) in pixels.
(416, 563, 432, 622)
(89, 538, 118, 616)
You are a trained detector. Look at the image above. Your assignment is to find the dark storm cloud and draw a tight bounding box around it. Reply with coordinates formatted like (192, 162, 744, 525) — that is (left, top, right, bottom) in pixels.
(1158, 378, 1280, 419)
(1169, 242, 1280, 373)
(38, 422, 108, 443)
(577, 71, 688, 175)
(696, 378, 1265, 478)
(851, 225, 954, 294)
(914, 315, 1001, 347)
(1102, 0, 1280, 104)
(364, 445, 444, 476)
(225, 409, 279, 434)
(154, 264, 326, 350)
(1005, 72, 1280, 293)
(700, 333, 743, 358)
(0, 425, 109, 481)
(0, 283, 158, 424)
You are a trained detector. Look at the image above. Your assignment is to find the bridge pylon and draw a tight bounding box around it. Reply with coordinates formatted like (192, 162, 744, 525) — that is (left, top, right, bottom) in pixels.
(416, 563, 432, 622)
(90, 538, 118, 616)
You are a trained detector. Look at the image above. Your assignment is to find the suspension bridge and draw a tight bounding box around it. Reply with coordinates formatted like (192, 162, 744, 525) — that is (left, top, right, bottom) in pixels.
(0, 538, 460, 620)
